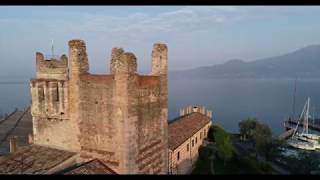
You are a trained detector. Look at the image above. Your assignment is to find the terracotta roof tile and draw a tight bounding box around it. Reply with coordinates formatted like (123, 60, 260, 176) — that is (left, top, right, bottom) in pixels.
(65, 159, 117, 175)
(0, 145, 76, 174)
(168, 112, 211, 150)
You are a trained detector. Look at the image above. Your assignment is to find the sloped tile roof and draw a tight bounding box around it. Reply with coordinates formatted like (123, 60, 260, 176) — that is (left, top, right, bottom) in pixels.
(168, 112, 211, 150)
(65, 159, 117, 175)
(0, 145, 76, 174)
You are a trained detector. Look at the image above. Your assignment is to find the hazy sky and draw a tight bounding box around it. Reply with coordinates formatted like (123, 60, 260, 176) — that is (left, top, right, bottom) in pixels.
(1, 6, 320, 77)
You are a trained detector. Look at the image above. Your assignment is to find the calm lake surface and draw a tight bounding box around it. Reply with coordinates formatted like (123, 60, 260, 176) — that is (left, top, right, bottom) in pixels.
(168, 78, 320, 135)
(1, 77, 320, 136)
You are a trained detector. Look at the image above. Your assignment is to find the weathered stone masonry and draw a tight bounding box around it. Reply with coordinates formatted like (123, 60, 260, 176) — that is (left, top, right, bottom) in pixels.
(30, 40, 168, 174)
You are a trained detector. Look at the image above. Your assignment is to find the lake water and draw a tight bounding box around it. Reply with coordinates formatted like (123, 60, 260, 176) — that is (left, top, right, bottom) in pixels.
(168, 78, 320, 135)
(1, 77, 320, 136)
(0, 82, 30, 115)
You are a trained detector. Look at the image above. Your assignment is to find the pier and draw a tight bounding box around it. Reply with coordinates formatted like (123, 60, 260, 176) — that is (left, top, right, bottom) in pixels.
(0, 107, 32, 156)
(278, 128, 294, 140)
(285, 119, 320, 132)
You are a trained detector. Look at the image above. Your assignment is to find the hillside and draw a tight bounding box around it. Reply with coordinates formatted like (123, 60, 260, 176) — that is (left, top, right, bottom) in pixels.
(171, 45, 320, 79)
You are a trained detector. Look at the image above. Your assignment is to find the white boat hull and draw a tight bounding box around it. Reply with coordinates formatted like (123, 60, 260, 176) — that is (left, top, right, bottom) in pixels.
(287, 139, 317, 150)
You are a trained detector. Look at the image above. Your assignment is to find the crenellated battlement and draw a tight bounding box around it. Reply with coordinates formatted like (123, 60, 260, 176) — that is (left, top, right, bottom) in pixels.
(151, 43, 168, 76)
(110, 48, 137, 74)
(179, 105, 213, 119)
(36, 52, 68, 80)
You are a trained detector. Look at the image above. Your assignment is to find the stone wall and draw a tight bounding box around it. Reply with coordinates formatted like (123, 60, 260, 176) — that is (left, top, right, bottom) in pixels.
(76, 74, 122, 171)
(30, 39, 168, 174)
(36, 53, 68, 80)
(30, 79, 78, 150)
(135, 75, 165, 174)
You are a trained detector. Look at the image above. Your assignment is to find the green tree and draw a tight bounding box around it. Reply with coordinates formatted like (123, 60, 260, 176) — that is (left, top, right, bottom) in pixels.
(265, 139, 283, 161)
(253, 123, 272, 160)
(298, 152, 319, 174)
(239, 118, 258, 141)
(208, 125, 214, 142)
(239, 117, 277, 160)
(213, 125, 234, 166)
(194, 146, 215, 174)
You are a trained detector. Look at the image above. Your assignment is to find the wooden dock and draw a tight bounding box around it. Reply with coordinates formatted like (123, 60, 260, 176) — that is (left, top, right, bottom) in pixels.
(279, 118, 320, 140)
(278, 128, 294, 140)
(286, 119, 320, 132)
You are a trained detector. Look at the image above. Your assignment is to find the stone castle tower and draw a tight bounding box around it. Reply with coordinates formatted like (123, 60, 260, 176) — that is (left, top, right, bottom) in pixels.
(30, 40, 168, 174)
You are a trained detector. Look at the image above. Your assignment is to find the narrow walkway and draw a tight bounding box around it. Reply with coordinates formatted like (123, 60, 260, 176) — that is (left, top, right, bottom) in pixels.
(0, 109, 19, 125)
(0, 107, 32, 156)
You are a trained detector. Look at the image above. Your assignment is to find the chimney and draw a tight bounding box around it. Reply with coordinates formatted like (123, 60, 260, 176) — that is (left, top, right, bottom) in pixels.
(193, 106, 199, 113)
(10, 136, 19, 153)
(28, 134, 33, 144)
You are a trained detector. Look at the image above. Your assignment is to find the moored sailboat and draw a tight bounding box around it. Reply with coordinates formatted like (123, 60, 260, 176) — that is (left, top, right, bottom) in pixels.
(287, 97, 320, 150)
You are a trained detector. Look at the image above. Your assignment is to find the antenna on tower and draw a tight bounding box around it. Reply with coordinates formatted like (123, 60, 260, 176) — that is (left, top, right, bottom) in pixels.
(51, 39, 54, 59)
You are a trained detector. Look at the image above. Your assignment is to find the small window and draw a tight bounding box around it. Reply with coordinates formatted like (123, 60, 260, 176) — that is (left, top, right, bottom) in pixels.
(187, 144, 189, 152)
(56, 87, 59, 101)
(200, 132, 202, 139)
(38, 87, 44, 101)
(177, 151, 180, 161)
(196, 137, 198, 144)
(192, 140, 194, 147)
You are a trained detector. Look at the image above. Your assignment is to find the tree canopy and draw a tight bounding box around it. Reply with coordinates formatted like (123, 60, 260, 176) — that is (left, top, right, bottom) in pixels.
(210, 125, 234, 165)
(254, 123, 272, 159)
(239, 117, 259, 140)
(238, 117, 276, 160)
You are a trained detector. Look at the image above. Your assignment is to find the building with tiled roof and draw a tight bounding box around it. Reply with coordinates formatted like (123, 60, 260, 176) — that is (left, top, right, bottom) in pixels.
(0, 145, 77, 174)
(168, 106, 212, 174)
(64, 159, 117, 174)
(0, 105, 213, 175)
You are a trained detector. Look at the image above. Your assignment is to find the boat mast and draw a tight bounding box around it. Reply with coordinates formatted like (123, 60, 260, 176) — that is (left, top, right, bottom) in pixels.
(292, 78, 297, 120)
(305, 97, 310, 134)
(301, 97, 310, 135)
(292, 98, 308, 138)
(51, 39, 54, 59)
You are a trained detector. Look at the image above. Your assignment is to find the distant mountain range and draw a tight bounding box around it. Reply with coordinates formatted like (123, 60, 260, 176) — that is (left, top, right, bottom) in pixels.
(171, 44, 320, 79)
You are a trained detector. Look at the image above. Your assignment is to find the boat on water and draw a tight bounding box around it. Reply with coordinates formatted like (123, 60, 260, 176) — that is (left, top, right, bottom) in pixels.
(286, 97, 320, 151)
(287, 138, 316, 151)
(299, 133, 320, 140)
(296, 132, 320, 144)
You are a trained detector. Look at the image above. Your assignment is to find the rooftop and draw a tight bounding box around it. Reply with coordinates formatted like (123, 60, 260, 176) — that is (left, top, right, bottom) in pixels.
(0, 145, 77, 174)
(168, 112, 211, 150)
(64, 159, 117, 175)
